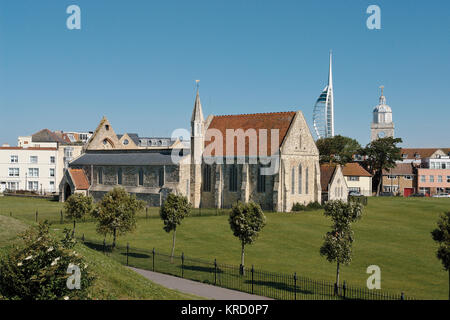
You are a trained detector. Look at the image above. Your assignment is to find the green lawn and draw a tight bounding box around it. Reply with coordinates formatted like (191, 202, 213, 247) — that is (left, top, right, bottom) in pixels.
(0, 206, 200, 300)
(0, 195, 449, 299)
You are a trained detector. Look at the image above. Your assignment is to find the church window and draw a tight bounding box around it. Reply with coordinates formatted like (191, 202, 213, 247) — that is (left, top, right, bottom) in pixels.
(159, 167, 165, 187)
(291, 167, 295, 195)
(118, 168, 123, 185)
(98, 167, 103, 184)
(257, 166, 266, 193)
(305, 167, 309, 194)
(229, 165, 238, 192)
(298, 165, 302, 194)
(203, 165, 212, 192)
(139, 168, 144, 186)
(123, 139, 129, 145)
(105, 125, 109, 131)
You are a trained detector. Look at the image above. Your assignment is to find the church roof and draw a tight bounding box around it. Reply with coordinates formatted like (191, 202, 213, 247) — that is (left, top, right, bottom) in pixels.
(191, 89, 204, 122)
(68, 169, 90, 190)
(320, 164, 337, 192)
(70, 150, 188, 166)
(205, 111, 296, 156)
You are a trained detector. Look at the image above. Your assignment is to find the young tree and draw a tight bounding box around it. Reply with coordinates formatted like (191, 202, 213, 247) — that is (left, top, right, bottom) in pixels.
(64, 193, 94, 237)
(319, 200, 363, 293)
(316, 135, 361, 165)
(359, 137, 403, 195)
(229, 201, 266, 275)
(159, 193, 191, 262)
(92, 187, 145, 248)
(0, 221, 94, 300)
(431, 212, 450, 300)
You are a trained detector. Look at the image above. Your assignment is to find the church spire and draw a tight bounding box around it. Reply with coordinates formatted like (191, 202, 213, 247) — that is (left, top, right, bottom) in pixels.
(191, 80, 204, 123)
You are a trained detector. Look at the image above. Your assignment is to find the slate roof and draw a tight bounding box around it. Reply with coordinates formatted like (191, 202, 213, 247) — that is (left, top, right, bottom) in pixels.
(205, 111, 296, 156)
(32, 129, 70, 144)
(400, 148, 450, 159)
(70, 150, 188, 166)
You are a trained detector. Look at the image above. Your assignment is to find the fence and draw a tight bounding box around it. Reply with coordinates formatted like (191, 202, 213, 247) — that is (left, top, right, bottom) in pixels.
(79, 237, 412, 301)
(0, 206, 232, 225)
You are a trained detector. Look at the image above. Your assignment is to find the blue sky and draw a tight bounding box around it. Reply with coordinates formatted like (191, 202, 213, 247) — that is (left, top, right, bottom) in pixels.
(0, 0, 449, 147)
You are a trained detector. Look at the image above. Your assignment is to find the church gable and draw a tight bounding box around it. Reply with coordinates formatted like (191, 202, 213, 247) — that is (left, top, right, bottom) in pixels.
(280, 111, 319, 156)
(85, 117, 121, 150)
(118, 133, 138, 149)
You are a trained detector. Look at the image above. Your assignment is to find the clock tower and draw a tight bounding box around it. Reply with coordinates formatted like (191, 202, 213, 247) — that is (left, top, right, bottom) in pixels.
(370, 86, 394, 142)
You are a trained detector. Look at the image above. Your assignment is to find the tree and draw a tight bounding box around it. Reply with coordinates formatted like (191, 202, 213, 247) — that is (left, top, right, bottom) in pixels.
(64, 193, 94, 237)
(431, 212, 450, 300)
(160, 193, 191, 262)
(92, 187, 145, 248)
(316, 135, 361, 165)
(229, 201, 266, 275)
(0, 221, 94, 300)
(359, 137, 403, 195)
(319, 200, 363, 294)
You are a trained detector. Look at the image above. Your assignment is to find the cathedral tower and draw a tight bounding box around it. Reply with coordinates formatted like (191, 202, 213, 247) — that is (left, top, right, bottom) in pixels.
(371, 86, 394, 141)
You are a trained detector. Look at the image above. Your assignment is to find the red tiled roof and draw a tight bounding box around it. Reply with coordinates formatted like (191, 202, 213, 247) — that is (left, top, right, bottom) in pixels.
(205, 112, 296, 156)
(382, 163, 414, 175)
(342, 163, 372, 177)
(320, 164, 337, 192)
(69, 169, 90, 190)
(400, 148, 450, 159)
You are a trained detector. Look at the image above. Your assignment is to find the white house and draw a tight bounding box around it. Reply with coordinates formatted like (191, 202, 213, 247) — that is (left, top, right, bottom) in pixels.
(342, 162, 373, 196)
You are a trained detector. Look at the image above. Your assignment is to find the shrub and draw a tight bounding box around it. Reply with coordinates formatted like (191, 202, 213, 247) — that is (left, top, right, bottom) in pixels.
(0, 221, 94, 300)
(307, 201, 323, 210)
(292, 203, 307, 212)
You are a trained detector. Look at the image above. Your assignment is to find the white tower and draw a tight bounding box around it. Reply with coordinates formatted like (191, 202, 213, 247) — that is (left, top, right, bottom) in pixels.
(190, 82, 204, 207)
(313, 51, 335, 139)
(370, 86, 394, 141)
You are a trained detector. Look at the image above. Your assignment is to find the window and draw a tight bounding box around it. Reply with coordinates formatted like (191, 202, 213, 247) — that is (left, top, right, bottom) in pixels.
(123, 139, 129, 145)
(29, 168, 39, 177)
(8, 168, 19, 177)
(429, 175, 434, 183)
(30, 156, 38, 164)
(420, 175, 426, 183)
(117, 168, 123, 185)
(349, 187, 361, 193)
(447, 176, 450, 183)
(404, 175, 413, 180)
(49, 181, 55, 192)
(50, 168, 55, 177)
(64, 147, 73, 158)
(159, 167, 165, 187)
(98, 168, 103, 184)
(348, 176, 360, 181)
(7, 182, 18, 191)
(229, 165, 238, 192)
(291, 167, 295, 195)
(203, 165, 211, 192)
(105, 125, 110, 131)
(387, 175, 397, 180)
(257, 166, 266, 193)
(298, 165, 302, 194)
(28, 181, 38, 191)
(10, 155, 18, 163)
(50, 156, 55, 164)
(438, 175, 443, 183)
(305, 167, 309, 194)
(138, 168, 144, 186)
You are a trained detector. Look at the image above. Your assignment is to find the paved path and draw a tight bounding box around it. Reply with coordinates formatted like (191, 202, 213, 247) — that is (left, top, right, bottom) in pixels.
(128, 267, 272, 300)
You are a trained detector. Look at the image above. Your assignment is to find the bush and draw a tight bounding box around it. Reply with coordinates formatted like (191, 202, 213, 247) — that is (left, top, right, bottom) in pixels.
(292, 203, 308, 212)
(0, 221, 94, 300)
(307, 201, 323, 210)
(349, 195, 368, 206)
(292, 202, 323, 212)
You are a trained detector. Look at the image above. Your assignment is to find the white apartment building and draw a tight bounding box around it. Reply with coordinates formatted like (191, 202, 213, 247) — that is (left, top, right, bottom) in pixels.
(0, 129, 85, 195)
(0, 146, 58, 193)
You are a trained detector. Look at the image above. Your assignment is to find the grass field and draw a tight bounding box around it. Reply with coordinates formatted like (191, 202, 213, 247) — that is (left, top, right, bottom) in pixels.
(0, 205, 200, 300)
(0, 195, 449, 299)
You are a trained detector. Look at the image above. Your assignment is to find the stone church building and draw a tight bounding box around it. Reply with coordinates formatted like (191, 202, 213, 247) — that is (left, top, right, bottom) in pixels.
(61, 90, 321, 212)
